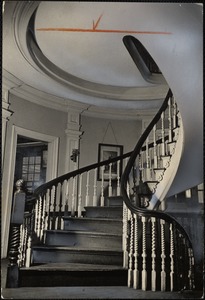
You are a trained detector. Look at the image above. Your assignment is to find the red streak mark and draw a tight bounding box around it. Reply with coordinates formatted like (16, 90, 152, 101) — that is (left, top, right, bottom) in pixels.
(93, 14, 103, 30)
(37, 14, 171, 35)
(36, 28, 171, 34)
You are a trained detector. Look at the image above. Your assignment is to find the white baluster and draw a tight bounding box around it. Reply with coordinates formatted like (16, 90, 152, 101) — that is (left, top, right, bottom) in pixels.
(139, 151, 144, 182)
(37, 197, 42, 238)
(168, 98, 172, 143)
(173, 96, 177, 128)
(141, 216, 147, 291)
(128, 213, 134, 288)
(25, 236, 32, 268)
(123, 203, 129, 268)
(161, 112, 165, 156)
(78, 174, 83, 217)
(45, 191, 49, 230)
(145, 137, 151, 180)
(133, 214, 139, 289)
(151, 217, 157, 291)
(108, 163, 112, 197)
(93, 169, 97, 206)
(160, 219, 166, 291)
(100, 166, 105, 206)
(65, 180, 69, 218)
(34, 199, 39, 234)
(71, 176, 76, 217)
(170, 223, 174, 291)
(153, 125, 158, 169)
(117, 160, 121, 196)
(18, 224, 24, 267)
(85, 171, 90, 207)
(40, 196, 46, 241)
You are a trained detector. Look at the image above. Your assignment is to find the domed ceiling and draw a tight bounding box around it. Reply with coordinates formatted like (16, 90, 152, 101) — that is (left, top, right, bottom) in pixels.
(4, 1, 197, 113)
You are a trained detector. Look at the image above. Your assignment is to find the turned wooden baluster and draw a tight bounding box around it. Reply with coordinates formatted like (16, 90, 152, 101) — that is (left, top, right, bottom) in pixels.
(108, 163, 112, 196)
(169, 223, 174, 291)
(153, 125, 158, 169)
(122, 202, 129, 269)
(44, 191, 50, 231)
(57, 183, 63, 229)
(50, 186, 56, 229)
(7, 179, 26, 288)
(40, 195, 46, 240)
(18, 224, 25, 267)
(168, 97, 173, 143)
(93, 169, 97, 206)
(151, 217, 157, 291)
(188, 248, 195, 290)
(34, 198, 39, 235)
(178, 233, 184, 290)
(133, 214, 139, 289)
(160, 219, 166, 291)
(78, 174, 83, 217)
(173, 96, 177, 128)
(100, 166, 105, 206)
(145, 136, 151, 181)
(131, 164, 138, 207)
(71, 177, 76, 216)
(85, 171, 90, 207)
(117, 160, 121, 196)
(161, 112, 165, 156)
(64, 180, 69, 217)
(25, 205, 35, 268)
(141, 216, 147, 291)
(128, 212, 134, 287)
(37, 197, 42, 237)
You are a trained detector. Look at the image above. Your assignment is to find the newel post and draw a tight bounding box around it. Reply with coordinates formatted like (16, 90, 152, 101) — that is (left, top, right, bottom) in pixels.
(7, 179, 26, 288)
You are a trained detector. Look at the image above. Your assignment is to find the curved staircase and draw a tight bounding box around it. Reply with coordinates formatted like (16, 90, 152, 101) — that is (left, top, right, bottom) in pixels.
(7, 89, 200, 293)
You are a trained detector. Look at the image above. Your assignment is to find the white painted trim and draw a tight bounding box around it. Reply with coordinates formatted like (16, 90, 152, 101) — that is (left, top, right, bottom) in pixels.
(1, 126, 59, 258)
(13, 126, 59, 181)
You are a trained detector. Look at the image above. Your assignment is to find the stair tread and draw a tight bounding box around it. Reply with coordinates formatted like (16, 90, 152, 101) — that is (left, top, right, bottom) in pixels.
(85, 206, 122, 209)
(145, 180, 158, 183)
(62, 217, 122, 222)
(21, 263, 125, 271)
(33, 245, 122, 253)
(46, 230, 122, 237)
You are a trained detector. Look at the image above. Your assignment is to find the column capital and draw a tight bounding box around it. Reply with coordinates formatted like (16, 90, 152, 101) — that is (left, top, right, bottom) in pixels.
(66, 109, 81, 131)
(2, 100, 13, 121)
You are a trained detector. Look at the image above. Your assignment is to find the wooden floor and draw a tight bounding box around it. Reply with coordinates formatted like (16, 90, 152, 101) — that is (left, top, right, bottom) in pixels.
(1, 259, 203, 299)
(1, 286, 204, 299)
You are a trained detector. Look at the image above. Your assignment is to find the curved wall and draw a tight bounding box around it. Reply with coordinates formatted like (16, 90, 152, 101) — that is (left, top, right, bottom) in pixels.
(134, 4, 203, 194)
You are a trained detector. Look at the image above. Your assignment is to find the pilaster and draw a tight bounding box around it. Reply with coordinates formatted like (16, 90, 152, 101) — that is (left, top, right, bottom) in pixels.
(65, 110, 83, 173)
(2, 89, 13, 166)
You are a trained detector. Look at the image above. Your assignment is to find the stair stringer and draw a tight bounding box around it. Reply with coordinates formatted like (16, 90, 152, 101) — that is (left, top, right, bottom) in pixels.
(148, 116, 184, 210)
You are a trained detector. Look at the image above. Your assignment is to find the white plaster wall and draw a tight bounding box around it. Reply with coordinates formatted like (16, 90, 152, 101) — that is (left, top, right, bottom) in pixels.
(80, 115, 141, 167)
(79, 115, 142, 206)
(8, 94, 68, 176)
(133, 3, 203, 195)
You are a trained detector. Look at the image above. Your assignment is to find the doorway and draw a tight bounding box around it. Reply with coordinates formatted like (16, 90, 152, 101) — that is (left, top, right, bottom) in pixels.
(2, 126, 59, 258)
(14, 136, 48, 194)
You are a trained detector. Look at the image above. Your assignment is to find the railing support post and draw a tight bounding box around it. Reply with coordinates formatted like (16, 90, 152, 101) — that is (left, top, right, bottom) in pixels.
(7, 179, 26, 288)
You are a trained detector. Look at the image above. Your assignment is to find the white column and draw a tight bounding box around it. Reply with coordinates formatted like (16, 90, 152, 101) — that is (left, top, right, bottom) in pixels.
(65, 110, 82, 173)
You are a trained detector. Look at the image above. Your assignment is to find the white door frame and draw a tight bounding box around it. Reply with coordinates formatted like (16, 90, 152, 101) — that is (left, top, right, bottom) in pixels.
(1, 125, 59, 258)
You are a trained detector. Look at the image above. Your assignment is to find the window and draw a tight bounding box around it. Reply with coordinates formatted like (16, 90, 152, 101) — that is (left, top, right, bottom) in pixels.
(14, 136, 48, 193)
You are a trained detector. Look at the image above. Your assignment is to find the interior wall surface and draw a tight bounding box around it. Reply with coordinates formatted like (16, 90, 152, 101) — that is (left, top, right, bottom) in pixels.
(7, 94, 68, 176)
(1, 94, 68, 258)
(80, 115, 141, 167)
(79, 115, 142, 206)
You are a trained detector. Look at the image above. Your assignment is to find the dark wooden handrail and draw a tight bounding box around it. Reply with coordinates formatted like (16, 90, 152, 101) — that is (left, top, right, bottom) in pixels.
(120, 89, 193, 247)
(34, 151, 132, 196)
